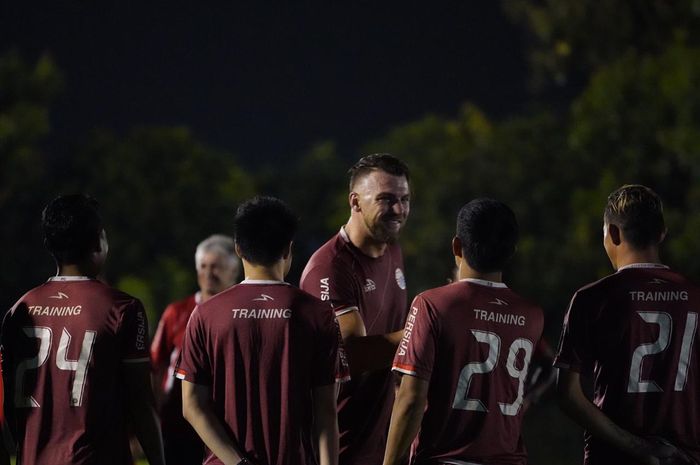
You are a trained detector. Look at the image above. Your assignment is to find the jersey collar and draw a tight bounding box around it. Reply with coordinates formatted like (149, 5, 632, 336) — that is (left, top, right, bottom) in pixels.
(460, 278, 508, 288)
(618, 263, 669, 271)
(240, 279, 289, 285)
(48, 276, 93, 282)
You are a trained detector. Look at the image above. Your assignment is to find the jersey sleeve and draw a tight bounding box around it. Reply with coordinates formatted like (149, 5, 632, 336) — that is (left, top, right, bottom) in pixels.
(119, 299, 151, 363)
(312, 307, 350, 386)
(150, 304, 175, 370)
(554, 291, 594, 373)
(174, 307, 211, 385)
(301, 261, 358, 317)
(392, 294, 438, 381)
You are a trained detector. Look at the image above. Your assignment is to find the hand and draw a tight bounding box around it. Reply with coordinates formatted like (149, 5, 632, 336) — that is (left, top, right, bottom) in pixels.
(641, 437, 697, 465)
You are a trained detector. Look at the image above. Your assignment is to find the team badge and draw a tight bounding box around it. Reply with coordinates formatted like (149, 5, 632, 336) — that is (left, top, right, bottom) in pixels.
(395, 268, 406, 290)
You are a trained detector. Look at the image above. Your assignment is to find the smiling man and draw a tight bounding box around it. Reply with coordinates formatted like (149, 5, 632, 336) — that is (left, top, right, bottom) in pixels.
(301, 153, 411, 465)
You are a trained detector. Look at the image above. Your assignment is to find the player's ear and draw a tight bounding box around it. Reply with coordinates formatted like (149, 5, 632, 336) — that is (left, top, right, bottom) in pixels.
(452, 236, 463, 258)
(349, 192, 360, 212)
(608, 223, 622, 246)
(658, 227, 668, 244)
(234, 242, 243, 258)
(281, 241, 293, 260)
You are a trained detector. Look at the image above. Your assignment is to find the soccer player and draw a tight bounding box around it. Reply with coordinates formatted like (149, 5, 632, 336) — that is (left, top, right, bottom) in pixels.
(555, 184, 700, 465)
(383, 198, 544, 465)
(151, 234, 240, 465)
(177, 196, 346, 465)
(0, 194, 165, 465)
(300, 153, 410, 465)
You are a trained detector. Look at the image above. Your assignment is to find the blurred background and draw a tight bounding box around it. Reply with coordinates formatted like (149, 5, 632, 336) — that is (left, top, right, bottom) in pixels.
(5, 2, 700, 463)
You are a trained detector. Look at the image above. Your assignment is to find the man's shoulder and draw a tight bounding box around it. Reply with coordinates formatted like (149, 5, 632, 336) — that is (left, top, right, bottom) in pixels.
(306, 231, 351, 266)
(163, 294, 197, 314)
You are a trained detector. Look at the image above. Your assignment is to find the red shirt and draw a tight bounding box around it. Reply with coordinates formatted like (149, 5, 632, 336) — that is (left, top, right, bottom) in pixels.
(393, 279, 543, 465)
(175, 280, 346, 465)
(555, 264, 700, 465)
(1, 276, 150, 465)
(300, 228, 408, 465)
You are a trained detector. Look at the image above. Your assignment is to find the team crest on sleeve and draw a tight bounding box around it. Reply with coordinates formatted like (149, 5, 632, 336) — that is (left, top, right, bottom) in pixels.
(395, 268, 406, 290)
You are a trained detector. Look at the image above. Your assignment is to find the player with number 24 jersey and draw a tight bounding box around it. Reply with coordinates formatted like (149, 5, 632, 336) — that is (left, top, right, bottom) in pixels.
(1, 277, 150, 465)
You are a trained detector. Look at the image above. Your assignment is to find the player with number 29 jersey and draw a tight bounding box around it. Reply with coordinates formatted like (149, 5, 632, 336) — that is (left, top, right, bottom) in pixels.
(1, 276, 150, 465)
(394, 278, 543, 465)
(555, 264, 700, 464)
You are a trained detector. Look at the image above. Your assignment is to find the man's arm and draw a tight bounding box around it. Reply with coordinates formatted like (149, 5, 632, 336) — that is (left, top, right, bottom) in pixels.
(182, 380, 247, 465)
(556, 369, 689, 465)
(337, 309, 403, 376)
(123, 362, 166, 465)
(312, 384, 339, 465)
(382, 375, 429, 465)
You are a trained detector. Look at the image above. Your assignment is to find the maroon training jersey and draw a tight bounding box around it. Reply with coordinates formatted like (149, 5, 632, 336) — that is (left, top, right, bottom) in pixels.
(555, 264, 700, 465)
(175, 280, 346, 465)
(393, 279, 543, 465)
(0, 276, 150, 465)
(300, 228, 408, 465)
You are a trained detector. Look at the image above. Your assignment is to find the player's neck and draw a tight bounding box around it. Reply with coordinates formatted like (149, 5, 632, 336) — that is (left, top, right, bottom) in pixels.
(56, 263, 98, 278)
(457, 261, 503, 283)
(344, 218, 388, 258)
(613, 246, 663, 271)
(241, 260, 286, 282)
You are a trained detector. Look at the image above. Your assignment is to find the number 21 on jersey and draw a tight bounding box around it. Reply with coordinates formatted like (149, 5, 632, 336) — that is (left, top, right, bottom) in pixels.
(15, 326, 97, 408)
(452, 330, 534, 416)
(628, 311, 698, 393)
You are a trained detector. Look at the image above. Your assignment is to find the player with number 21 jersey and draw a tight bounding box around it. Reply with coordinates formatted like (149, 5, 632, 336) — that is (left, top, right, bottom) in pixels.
(555, 265, 700, 463)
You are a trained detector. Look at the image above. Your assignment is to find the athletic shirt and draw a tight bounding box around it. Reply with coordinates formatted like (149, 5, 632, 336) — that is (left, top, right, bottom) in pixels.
(300, 228, 408, 465)
(555, 264, 700, 465)
(1, 276, 150, 465)
(394, 279, 543, 465)
(175, 281, 346, 465)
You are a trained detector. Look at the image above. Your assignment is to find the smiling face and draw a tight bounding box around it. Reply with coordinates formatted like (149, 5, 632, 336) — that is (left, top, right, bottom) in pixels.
(351, 169, 410, 243)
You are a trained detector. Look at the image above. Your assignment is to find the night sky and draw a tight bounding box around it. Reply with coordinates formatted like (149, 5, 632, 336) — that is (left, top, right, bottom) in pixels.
(3, 3, 530, 165)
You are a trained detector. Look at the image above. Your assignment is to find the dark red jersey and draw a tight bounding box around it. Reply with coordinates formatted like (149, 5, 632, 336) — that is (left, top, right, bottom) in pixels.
(300, 228, 408, 465)
(1, 276, 150, 465)
(555, 264, 700, 465)
(175, 280, 346, 465)
(151, 293, 204, 465)
(393, 279, 543, 465)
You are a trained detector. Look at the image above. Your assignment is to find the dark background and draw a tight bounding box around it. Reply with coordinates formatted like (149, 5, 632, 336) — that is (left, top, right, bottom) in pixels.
(4, 2, 700, 464)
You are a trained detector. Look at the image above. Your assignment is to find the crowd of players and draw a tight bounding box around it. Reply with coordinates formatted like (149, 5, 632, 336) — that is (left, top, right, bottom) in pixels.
(0, 153, 698, 465)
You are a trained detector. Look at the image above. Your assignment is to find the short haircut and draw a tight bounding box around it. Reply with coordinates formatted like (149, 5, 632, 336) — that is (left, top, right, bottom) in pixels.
(348, 153, 410, 190)
(195, 234, 240, 268)
(42, 194, 103, 264)
(234, 196, 298, 267)
(604, 184, 665, 249)
(457, 198, 518, 273)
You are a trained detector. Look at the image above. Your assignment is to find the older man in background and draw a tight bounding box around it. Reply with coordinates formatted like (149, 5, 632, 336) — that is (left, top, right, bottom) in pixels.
(151, 234, 241, 465)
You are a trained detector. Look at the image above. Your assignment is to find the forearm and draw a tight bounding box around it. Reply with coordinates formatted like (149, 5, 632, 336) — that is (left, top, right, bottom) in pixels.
(345, 329, 403, 375)
(183, 401, 244, 465)
(557, 371, 654, 463)
(313, 386, 339, 465)
(383, 383, 426, 465)
(129, 402, 166, 465)
(559, 393, 652, 459)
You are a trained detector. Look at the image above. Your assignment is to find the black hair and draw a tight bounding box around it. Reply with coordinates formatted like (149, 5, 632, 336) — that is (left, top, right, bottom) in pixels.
(457, 198, 518, 273)
(348, 153, 410, 190)
(42, 194, 103, 264)
(604, 184, 665, 249)
(234, 196, 298, 266)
